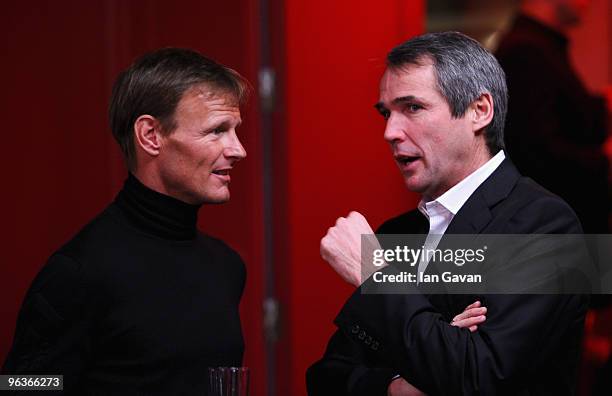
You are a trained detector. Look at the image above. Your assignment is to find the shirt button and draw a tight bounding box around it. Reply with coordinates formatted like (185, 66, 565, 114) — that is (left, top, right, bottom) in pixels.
(371, 341, 380, 351)
(358, 330, 366, 340)
(351, 324, 360, 334)
(365, 336, 372, 345)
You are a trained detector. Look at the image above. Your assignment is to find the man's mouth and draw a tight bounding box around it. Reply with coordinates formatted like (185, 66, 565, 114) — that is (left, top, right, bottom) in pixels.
(395, 155, 421, 166)
(212, 168, 232, 182)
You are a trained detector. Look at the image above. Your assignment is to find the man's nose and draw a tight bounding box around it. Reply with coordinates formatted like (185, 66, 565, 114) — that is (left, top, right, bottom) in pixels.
(383, 114, 406, 144)
(225, 131, 247, 160)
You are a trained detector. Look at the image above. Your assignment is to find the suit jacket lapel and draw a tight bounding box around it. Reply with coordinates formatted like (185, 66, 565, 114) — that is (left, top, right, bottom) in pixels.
(445, 158, 521, 235)
(423, 159, 522, 303)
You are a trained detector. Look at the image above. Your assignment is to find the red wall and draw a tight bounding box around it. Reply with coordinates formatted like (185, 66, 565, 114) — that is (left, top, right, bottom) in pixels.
(0, 1, 266, 395)
(281, 1, 424, 394)
(1, 0, 117, 356)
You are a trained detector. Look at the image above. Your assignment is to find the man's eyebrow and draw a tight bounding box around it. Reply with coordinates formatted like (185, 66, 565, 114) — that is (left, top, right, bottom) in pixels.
(392, 95, 422, 105)
(374, 95, 425, 111)
(208, 115, 242, 129)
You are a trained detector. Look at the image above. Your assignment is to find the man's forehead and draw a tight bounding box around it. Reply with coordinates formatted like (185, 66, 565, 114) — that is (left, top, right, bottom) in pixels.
(185, 84, 240, 107)
(378, 62, 437, 101)
(176, 85, 242, 126)
(382, 59, 435, 83)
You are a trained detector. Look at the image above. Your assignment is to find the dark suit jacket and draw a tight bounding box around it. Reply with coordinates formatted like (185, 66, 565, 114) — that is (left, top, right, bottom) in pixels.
(306, 159, 589, 395)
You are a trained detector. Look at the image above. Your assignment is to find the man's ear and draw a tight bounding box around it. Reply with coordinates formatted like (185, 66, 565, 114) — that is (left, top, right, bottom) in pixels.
(470, 92, 494, 134)
(134, 115, 162, 156)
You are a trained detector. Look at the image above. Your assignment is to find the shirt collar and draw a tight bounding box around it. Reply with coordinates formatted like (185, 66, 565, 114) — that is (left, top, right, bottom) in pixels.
(419, 150, 506, 216)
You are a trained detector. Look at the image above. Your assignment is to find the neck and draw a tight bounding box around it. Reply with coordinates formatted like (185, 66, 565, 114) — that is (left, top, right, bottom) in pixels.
(426, 145, 494, 201)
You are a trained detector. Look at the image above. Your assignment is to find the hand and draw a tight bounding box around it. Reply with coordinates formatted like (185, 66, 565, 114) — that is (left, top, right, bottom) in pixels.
(320, 211, 380, 287)
(450, 300, 487, 332)
(388, 377, 427, 396)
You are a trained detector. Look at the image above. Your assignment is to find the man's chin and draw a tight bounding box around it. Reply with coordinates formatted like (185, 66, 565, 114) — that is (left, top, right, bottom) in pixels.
(205, 198, 230, 205)
(403, 178, 427, 194)
(201, 191, 231, 205)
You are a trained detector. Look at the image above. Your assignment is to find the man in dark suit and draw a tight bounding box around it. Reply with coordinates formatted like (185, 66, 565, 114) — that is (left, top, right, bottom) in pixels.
(307, 32, 588, 395)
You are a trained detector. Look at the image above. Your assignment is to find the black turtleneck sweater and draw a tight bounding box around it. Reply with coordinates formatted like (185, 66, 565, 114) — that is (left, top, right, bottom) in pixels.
(3, 174, 245, 395)
(496, 14, 609, 233)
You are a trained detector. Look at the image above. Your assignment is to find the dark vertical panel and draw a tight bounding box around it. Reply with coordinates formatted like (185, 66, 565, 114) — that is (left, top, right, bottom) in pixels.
(261, 0, 292, 394)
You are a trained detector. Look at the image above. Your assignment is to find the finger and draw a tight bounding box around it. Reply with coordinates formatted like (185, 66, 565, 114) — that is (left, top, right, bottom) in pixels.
(320, 235, 332, 259)
(458, 306, 487, 320)
(348, 211, 372, 229)
(452, 312, 486, 328)
(453, 307, 487, 322)
(451, 315, 486, 329)
(452, 313, 487, 326)
(464, 300, 481, 310)
(322, 226, 335, 240)
(469, 325, 478, 332)
(348, 211, 363, 219)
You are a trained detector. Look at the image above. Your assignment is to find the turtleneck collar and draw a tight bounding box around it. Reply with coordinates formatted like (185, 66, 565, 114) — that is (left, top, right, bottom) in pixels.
(114, 173, 201, 240)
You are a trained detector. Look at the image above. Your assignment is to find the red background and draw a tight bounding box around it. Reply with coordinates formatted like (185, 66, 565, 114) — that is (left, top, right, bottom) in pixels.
(281, 1, 423, 394)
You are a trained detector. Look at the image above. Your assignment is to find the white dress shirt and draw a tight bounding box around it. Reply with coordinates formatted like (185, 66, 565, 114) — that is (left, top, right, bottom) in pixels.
(417, 150, 506, 276)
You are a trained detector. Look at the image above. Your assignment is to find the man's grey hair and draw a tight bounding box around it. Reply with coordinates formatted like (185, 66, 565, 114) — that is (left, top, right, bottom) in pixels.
(387, 31, 507, 154)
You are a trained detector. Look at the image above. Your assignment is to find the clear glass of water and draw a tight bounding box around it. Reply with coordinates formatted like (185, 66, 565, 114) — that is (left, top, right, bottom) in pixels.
(208, 367, 250, 396)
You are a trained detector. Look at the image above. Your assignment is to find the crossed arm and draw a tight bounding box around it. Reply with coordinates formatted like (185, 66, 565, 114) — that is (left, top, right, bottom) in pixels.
(312, 212, 488, 395)
(310, 207, 588, 395)
(388, 300, 487, 396)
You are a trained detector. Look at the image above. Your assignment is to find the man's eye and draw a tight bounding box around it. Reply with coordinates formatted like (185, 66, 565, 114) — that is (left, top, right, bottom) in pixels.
(380, 110, 390, 120)
(406, 104, 423, 113)
(212, 128, 224, 135)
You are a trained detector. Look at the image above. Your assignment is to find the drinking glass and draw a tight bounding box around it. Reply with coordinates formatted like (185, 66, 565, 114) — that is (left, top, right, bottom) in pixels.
(208, 367, 249, 396)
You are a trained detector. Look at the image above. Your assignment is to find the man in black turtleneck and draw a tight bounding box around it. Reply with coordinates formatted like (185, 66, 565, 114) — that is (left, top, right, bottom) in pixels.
(496, 0, 610, 233)
(2, 48, 249, 395)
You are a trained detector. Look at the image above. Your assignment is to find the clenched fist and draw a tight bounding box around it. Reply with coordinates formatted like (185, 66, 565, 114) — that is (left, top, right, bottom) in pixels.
(320, 211, 381, 287)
